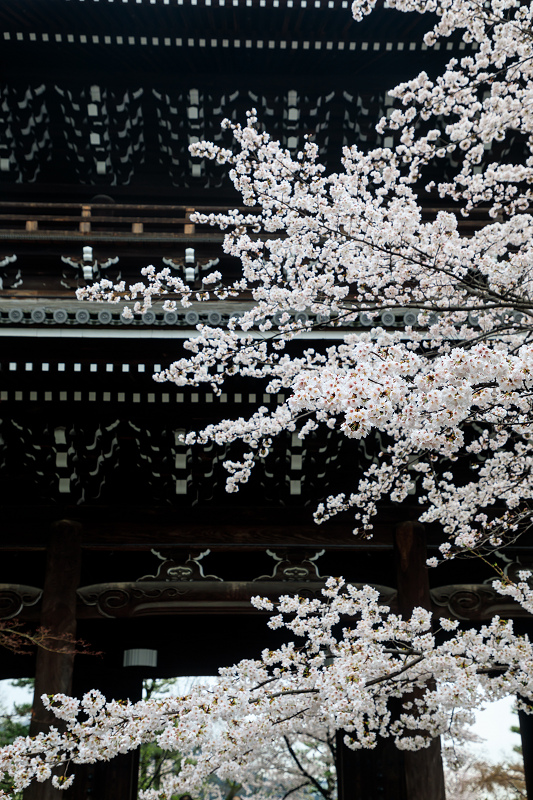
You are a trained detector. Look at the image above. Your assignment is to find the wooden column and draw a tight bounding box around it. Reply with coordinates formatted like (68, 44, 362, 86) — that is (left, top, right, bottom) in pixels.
(394, 521, 446, 800)
(67, 668, 143, 800)
(336, 730, 406, 800)
(24, 520, 82, 800)
(518, 702, 533, 799)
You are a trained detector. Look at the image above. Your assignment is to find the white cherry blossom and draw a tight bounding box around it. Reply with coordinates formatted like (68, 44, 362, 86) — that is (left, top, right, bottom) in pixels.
(37, 0, 533, 794)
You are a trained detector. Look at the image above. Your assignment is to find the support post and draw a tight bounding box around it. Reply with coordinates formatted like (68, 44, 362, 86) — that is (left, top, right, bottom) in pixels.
(336, 730, 406, 800)
(68, 670, 143, 800)
(518, 701, 533, 799)
(79, 205, 91, 233)
(184, 206, 195, 235)
(394, 521, 446, 800)
(24, 520, 82, 800)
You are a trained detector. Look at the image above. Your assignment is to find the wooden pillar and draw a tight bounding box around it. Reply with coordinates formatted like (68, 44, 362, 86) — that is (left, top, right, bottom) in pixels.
(518, 702, 533, 799)
(394, 521, 446, 800)
(67, 668, 143, 800)
(24, 520, 82, 800)
(336, 730, 406, 800)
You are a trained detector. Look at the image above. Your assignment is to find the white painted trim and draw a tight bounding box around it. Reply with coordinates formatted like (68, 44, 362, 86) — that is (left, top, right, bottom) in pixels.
(0, 326, 347, 340)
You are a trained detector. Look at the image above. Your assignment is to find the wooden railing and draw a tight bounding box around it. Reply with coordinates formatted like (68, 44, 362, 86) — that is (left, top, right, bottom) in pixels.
(0, 201, 261, 242)
(0, 200, 493, 243)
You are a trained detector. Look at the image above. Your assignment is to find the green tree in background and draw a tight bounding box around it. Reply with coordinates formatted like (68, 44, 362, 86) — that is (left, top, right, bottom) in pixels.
(0, 680, 32, 800)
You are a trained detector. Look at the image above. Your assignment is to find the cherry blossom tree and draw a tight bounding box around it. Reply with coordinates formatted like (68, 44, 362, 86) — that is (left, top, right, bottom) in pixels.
(5, 0, 533, 795)
(252, 726, 336, 800)
(445, 752, 526, 799)
(0, 622, 93, 658)
(139, 678, 336, 800)
(79, 0, 533, 561)
(2, 579, 533, 798)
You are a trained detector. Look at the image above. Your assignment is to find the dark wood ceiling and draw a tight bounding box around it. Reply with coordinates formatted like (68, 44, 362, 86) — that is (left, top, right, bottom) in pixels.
(0, 0, 459, 200)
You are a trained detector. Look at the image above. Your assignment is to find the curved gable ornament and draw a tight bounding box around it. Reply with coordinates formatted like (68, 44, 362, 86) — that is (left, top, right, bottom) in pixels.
(0, 584, 43, 620)
(430, 584, 529, 621)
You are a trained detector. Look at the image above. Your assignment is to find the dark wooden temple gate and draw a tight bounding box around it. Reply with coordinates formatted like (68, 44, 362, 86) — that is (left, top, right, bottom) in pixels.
(1, 0, 533, 798)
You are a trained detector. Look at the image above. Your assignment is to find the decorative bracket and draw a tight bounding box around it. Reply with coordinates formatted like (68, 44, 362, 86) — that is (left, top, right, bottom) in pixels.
(62, 248, 119, 284)
(254, 549, 326, 582)
(162, 253, 219, 285)
(483, 552, 533, 586)
(0, 584, 43, 620)
(0, 254, 21, 289)
(138, 549, 223, 582)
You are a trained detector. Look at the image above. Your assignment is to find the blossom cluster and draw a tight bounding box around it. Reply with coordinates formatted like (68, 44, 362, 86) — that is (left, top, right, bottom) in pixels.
(2, 579, 533, 797)
(42, 0, 533, 794)
(80, 104, 533, 553)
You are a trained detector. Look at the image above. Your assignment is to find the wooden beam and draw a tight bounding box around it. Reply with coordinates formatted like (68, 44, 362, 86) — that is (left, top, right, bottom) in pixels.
(0, 517, 397, 551)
